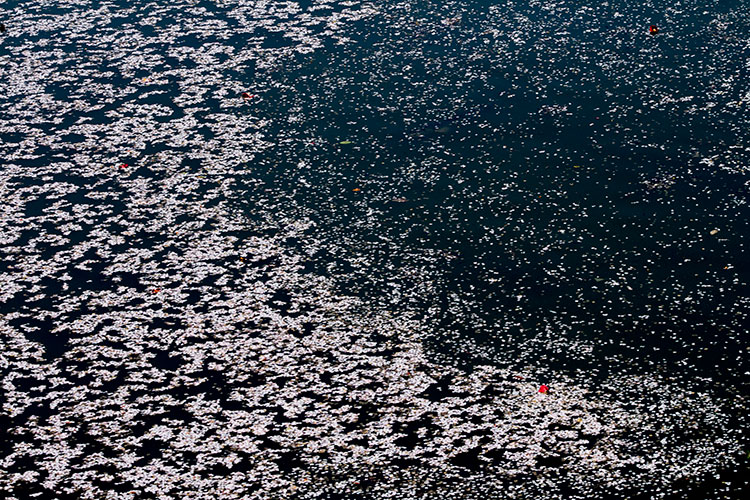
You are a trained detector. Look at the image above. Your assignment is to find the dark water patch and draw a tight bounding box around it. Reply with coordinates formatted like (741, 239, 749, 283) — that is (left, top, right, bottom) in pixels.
(267, 287, 293, 313)
(186, 366, 233, 401)
(423, 375, 460, 401)
(257, 435, 282, 451)
(6, 480, 82, 500)
(150, 350, 184, 371)
(24, 195, 52, 217)
(10, 315, 69, 359)
(275, 449, 305, 473)
(259, 29, 294, 49)
(537, 454, 565, 468)
(136, 438, 166, 464)
(450, 448, 485, 473)
(68, 263, 113, 292)
(393, 415, 438, 448)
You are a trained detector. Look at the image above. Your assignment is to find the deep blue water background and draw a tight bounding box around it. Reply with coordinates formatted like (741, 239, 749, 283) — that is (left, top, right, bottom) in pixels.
(1, 0, 749, 496)
(229, 0, 750, 393)
(2, 0, 748, 424)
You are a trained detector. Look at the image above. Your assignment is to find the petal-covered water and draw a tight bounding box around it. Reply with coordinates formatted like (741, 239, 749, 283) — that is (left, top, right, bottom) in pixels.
(0, 1, 748, 499)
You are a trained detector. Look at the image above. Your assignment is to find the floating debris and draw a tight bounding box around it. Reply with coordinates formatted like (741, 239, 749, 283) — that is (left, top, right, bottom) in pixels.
(0, 1, 748, 499)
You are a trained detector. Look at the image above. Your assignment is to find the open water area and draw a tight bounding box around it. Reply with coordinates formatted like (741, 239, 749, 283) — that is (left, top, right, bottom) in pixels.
(1, 0, 749, 498)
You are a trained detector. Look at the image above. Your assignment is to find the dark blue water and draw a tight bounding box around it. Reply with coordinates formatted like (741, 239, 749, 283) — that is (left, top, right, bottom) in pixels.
(1, 0, 749, 498)
(243, 0, 750, 387)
